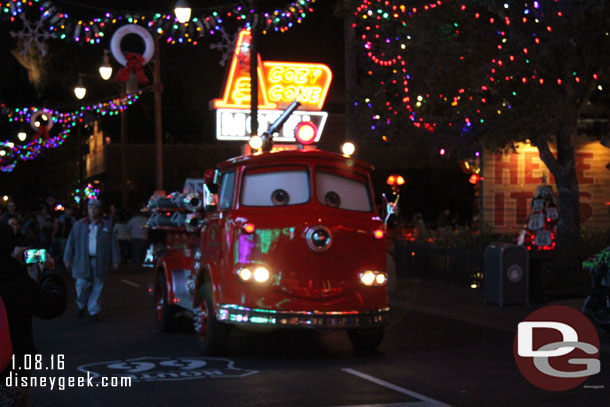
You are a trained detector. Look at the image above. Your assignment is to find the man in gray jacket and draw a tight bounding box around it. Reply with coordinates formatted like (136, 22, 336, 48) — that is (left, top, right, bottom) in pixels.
(64, 199, 119, 321)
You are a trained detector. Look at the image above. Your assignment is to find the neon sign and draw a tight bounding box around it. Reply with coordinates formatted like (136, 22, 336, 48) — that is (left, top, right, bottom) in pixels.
(216, 109, 327, 142)
(213, 30, 332, 112)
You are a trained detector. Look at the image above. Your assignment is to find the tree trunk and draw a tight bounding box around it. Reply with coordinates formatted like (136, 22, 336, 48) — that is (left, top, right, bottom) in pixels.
(554, 162, 581, 249)
(536, 126, 581, 249)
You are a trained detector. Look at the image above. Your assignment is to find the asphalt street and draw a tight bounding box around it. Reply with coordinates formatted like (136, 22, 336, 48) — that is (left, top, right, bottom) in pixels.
(24, 265, 609, 407)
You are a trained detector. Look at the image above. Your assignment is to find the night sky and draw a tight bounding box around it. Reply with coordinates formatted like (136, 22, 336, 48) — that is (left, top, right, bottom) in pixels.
(0, 1, 473, 222)
(0, 0, 345, 143)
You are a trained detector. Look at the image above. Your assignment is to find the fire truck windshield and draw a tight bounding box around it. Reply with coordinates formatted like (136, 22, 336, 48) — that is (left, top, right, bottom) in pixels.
(315, 170, 372, 212)
(241, 168, 310, 207)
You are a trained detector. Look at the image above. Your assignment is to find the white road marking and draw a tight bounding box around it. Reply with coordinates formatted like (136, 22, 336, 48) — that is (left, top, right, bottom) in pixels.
(120, 279, 141, 288)
(341, 368, 451, 407)
(327, 403, 442, 407)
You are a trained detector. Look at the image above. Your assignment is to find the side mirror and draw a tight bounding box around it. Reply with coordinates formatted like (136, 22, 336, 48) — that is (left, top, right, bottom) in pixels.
(382, 193, 400, 227)
(203, 168, 219, 213)
(203, 184, 218, 213)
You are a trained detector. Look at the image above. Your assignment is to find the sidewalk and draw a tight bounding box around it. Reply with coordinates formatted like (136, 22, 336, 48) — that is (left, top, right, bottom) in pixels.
(389, 277, 586, 334)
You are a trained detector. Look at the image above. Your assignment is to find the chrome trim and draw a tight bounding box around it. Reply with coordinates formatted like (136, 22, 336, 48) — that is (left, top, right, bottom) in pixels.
(216, 304, 389, 329)
(305, 225, 333, 252)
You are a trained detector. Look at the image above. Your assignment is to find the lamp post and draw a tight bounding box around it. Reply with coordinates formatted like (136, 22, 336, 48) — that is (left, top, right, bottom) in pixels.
(153, 34, 164, 192)
(344, 0, 358, 147)
(77, 60, 131, 208)
(249, 0, 260, 140)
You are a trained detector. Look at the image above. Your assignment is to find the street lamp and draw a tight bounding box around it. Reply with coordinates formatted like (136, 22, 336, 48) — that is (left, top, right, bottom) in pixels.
(74, 75, 86, 100)
(174, 0, 192, 23)
(98, 49, 113, 80)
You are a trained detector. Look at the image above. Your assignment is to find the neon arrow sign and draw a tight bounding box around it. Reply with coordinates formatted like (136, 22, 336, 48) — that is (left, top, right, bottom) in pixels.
(213, 30, 332, 112)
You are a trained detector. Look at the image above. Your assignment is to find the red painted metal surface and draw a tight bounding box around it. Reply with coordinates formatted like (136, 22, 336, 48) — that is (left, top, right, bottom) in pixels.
(157, 149, 388, 327)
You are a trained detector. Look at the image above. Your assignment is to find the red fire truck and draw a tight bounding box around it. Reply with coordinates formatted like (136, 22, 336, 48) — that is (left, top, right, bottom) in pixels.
(149, 107, 389, 354)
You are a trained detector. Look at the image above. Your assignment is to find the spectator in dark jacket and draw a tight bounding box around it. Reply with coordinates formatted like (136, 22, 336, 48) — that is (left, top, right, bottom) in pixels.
(0, 222, 67, 406)
(6, 216, 33, 248)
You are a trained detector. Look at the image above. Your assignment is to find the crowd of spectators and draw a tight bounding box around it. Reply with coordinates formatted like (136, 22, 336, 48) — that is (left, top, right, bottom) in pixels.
(0, 201, 149, 270)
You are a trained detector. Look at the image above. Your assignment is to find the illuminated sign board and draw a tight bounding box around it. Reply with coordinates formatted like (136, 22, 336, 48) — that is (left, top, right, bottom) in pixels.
(263, 62, 332, 110)
(214, 30, 332, 111)
(216, 109, 327, 142)
(214, 29, 332, 143)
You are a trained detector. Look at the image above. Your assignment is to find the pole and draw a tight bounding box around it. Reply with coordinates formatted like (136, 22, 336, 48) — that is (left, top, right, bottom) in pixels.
(344, 0, 357, 143)
(249, 0, 259, 138)
(120, 83, 128, 210)
(153, 34, 164, 191)
(76, 124, 82, 183)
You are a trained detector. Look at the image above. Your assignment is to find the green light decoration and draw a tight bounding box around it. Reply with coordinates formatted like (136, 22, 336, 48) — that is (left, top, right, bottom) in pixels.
(0, 92, 142, 173)
(0, 0, 320, 46)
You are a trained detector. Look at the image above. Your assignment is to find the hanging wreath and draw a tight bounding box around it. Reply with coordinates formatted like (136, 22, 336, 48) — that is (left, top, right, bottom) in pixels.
(29, 110, 54, 139)
(110, 24, 154, 84)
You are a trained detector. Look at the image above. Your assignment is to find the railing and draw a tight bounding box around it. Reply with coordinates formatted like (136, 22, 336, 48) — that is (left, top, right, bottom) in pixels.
(394, 240, 484, 288)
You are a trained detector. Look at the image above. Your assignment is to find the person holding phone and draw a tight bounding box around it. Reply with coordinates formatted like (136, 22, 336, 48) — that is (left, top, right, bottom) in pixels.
(63, 199, 119, 321)
(0, 222, 67, 406)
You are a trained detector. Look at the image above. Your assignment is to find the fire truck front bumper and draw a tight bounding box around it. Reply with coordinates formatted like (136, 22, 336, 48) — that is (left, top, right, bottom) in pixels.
(216, 304, 390, 329)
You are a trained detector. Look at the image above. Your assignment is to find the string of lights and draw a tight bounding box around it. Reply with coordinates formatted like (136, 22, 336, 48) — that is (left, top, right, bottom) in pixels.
(353, 0, 601, 150)
(0, 91, 142, 172)
(1, 0, 319, 45)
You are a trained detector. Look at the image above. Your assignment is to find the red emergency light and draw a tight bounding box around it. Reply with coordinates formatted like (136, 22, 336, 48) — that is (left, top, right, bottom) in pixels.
(294, 121, 317, 145)
(386, 174, 405, 186)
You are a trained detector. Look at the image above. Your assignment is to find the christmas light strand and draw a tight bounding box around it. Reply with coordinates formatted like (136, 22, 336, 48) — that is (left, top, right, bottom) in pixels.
(353, 0, 601, 150)
(0, 0, 319, 46)
(0, 91, 141, 172)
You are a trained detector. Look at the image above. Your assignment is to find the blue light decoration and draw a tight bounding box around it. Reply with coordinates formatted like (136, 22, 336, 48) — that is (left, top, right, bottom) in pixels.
(0, 0, 319, 45)
(0, 92, 141, 172)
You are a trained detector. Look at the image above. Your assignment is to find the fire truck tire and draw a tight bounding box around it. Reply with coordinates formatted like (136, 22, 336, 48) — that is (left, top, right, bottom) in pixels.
(347, 328, 385, 352)
(154, 271, 178, 331)
(194, 284, 230, 355)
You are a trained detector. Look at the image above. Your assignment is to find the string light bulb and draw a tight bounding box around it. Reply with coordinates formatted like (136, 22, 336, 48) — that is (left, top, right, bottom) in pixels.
(98, 50, 113, 80)
(174, 0, 192, 24)
(74, 75, 87, 100)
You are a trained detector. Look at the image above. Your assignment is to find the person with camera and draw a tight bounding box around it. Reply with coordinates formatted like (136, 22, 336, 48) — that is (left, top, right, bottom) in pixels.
(63, 199, 119, 322)
(0, 222, 67, 406)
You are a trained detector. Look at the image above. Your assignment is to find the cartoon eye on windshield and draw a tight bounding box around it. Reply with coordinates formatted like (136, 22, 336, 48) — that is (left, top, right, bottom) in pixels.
(241, 169, 309, 207)
(316, 171, 372, 212)
(271, 189, 290, 206)
(324, 191, 341, 208)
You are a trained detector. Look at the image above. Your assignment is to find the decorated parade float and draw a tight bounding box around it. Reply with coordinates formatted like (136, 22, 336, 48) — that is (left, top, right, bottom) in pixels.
(144, 30, 389, 354)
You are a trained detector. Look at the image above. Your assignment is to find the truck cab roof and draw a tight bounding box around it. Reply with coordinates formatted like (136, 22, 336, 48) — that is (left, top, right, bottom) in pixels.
(216, 149, 374, 173)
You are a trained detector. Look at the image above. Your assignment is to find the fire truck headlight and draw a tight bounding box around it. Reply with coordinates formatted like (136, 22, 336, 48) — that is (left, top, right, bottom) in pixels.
(249, 135, 263, 151)
(237, 267, 252, 282)
(375, 273, 387, 285)
(360, 271, 376, 286)
(253, 266, 270, 283)
(360, 270, 387, 286)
